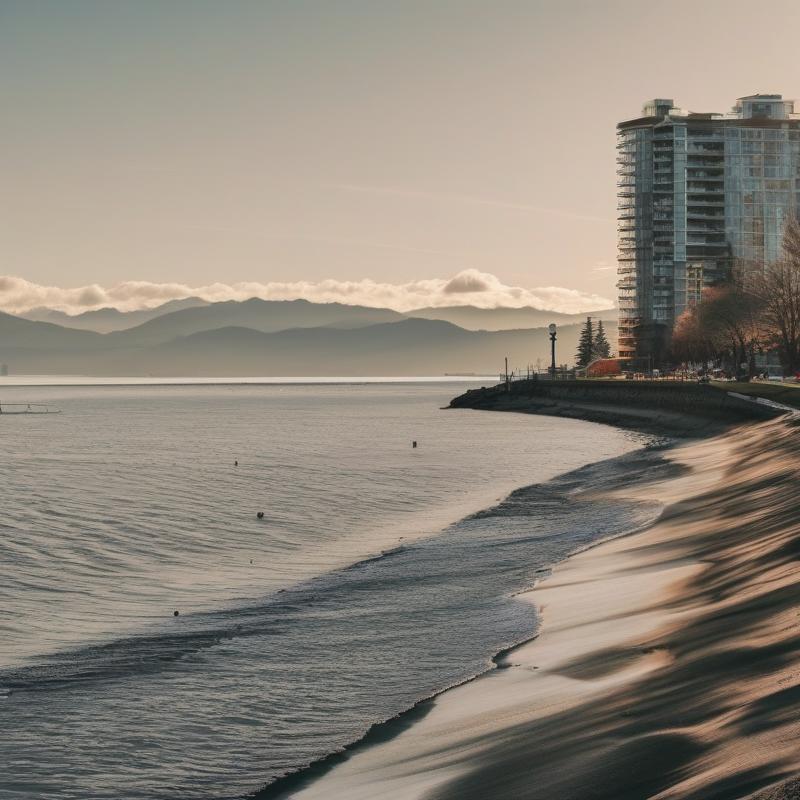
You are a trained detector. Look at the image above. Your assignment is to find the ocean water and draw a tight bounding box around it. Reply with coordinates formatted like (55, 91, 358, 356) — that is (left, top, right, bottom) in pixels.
(0, 382, 660, 799)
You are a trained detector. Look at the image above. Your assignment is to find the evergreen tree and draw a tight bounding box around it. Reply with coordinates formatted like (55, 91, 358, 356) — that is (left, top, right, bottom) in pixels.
(575, 316, 594, 367)
(593, 319, 611, 359)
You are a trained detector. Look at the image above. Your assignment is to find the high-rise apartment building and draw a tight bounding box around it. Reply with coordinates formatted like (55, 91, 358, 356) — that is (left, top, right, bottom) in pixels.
(617, 95, 800, 360)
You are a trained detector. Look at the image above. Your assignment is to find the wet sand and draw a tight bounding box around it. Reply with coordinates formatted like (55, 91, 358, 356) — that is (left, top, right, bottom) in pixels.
(282, 416, 800, 799)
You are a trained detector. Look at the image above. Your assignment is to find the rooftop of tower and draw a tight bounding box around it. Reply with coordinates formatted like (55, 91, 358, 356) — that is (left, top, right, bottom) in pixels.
(620, 95, 799, 128)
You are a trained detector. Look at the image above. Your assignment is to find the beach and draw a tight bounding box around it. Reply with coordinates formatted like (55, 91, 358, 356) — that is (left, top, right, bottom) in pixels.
(279, 414, 800, 799)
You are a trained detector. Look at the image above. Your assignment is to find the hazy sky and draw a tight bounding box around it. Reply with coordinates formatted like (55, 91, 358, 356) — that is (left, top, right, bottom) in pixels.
(2, 0, 799, 312)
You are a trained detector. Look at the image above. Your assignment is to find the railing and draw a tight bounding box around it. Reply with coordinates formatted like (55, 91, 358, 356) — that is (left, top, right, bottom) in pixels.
(499, 368, 576, 384)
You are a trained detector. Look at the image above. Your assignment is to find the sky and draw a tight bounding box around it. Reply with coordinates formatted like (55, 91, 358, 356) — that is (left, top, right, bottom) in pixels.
(1, 0, 799, 314)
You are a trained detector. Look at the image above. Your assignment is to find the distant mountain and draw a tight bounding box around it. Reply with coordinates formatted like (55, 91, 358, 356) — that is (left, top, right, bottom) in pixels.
(141, 318, 597, 376)
(0, 315, 615, 377)
(104, 298, 407, 346)
(0, 310, 105, 350)
(21, 297, 210, 333)
(18, 298, 618, 337)
(407, 305, 618, 331)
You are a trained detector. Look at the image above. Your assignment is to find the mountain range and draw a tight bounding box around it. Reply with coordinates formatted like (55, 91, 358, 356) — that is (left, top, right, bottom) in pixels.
(0, 298, 617, 377)
(19, 298, 616, 334)
(20, 297, 211, 333)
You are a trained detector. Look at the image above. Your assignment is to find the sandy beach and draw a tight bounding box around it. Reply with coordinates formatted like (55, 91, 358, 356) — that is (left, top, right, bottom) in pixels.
(271, 415, 800, 800)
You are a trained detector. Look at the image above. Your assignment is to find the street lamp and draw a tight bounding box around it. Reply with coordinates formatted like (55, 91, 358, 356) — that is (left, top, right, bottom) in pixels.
(548, 323, 557, 378)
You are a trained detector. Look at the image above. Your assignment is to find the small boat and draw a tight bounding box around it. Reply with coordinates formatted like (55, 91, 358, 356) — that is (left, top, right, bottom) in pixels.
(0, 403, 61, 415)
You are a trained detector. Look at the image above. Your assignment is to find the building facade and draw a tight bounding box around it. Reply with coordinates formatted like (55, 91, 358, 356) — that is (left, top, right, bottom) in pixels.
(617, 95, 800, 360)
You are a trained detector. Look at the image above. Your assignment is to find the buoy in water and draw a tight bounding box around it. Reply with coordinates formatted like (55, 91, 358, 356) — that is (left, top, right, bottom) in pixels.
(256, 511, 264, 519)
(173, 610, 180, 617)
(412, 440, 417, 448)
(234, 460, 238, 467)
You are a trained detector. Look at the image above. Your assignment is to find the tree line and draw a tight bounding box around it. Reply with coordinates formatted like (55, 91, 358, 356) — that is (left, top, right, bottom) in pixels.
(575, 317, 612, 367)
(671, 215, 800, 377)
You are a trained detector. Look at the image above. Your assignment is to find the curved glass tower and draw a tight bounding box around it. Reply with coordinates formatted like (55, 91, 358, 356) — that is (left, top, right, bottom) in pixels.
(617, 95, 800, 360)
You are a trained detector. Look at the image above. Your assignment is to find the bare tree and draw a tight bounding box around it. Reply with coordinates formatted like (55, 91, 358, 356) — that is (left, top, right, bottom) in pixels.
(702, 268, 766, 376)
(671, 305, 715, 365)
(671, 260, 766, 376)
(756, 215, 800, 374)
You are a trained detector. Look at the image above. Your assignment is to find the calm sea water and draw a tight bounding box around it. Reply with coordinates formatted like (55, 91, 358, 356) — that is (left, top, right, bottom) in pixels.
(0, 382, 657, 799)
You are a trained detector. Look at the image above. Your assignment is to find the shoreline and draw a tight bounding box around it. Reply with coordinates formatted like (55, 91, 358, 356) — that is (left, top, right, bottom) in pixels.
(250, 431, 683, 799)
(448, 379, 788, 437)
(252, 456, 680, 800)
(270, 410, 800, 800)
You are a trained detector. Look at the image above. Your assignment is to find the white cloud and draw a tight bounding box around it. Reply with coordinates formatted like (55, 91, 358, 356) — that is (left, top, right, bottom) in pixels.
(0, 270, 614, 316)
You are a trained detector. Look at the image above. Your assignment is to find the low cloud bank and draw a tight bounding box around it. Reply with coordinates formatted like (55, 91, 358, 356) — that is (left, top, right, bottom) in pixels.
(0, 270, 613, 316)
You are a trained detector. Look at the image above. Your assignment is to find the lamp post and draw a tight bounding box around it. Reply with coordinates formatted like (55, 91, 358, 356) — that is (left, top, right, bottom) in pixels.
(548, 323, 557, 378)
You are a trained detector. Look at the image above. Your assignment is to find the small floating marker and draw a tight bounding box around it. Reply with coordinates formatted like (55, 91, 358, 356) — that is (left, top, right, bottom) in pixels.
(173, 610, 180, 617)
(250, 559, 253, 564)
(256, 511, 265, 520)
(234, 460, 238, 467)
(412, 440, 417, 448)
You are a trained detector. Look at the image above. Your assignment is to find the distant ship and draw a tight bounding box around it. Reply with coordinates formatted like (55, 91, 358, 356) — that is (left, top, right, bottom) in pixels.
(0, 402, 61, 415)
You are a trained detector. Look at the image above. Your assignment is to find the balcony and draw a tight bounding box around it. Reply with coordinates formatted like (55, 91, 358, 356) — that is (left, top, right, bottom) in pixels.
(687, 199, 725, 207)
(687, 239, 727, 248)
(687, 193, 724, 201)
(687, 225, 725, 233)
(687, 210, 724, 219)
(687, 157, 726, 167)
(686, 141, 725, 156)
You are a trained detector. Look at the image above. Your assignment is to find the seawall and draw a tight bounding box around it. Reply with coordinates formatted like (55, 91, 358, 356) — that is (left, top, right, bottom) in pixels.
(449, 379, 788, 436)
